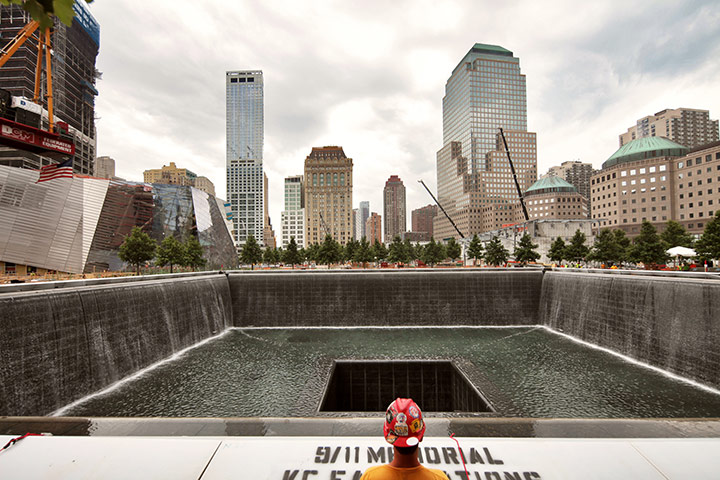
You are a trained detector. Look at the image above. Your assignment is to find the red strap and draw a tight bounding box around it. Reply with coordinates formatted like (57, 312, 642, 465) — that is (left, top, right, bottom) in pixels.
(450, 433, 470, 479)
(1, 433, 42, 453)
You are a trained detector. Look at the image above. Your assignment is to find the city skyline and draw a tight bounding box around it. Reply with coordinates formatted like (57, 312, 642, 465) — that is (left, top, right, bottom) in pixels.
(84, 1, 720, 237)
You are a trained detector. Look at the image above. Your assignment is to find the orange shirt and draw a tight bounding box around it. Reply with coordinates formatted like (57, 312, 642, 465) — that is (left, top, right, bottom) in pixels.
(360, 464, 449, 479)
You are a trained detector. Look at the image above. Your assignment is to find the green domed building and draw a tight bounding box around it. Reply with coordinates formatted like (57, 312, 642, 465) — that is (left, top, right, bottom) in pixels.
(522, 176, 588, 220)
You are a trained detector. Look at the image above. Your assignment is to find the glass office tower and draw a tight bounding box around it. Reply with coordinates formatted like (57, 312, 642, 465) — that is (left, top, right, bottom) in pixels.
(226, 70, 264, 246)
(435, 44, 537, 238)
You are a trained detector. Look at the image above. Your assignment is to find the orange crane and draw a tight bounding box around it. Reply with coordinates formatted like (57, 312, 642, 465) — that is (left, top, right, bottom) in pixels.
(0, 19, 74, 157)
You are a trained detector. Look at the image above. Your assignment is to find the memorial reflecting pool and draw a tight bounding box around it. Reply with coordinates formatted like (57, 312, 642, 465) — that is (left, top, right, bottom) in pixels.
(62, 327, 720, 418)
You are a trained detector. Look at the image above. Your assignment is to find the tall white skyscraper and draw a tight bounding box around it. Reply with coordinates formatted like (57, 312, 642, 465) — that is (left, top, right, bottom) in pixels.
(281, 175, 305, 248)
(226, 70, 264, 246)
(355, 200, 369, 240)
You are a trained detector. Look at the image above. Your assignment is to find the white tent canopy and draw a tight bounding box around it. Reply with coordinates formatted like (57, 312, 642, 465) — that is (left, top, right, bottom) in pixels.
(666, 246, 696, 257)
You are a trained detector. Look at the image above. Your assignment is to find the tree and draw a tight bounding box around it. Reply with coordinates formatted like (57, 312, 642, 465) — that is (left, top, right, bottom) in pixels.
(263, 246, 279, 265)
(564, 229, 590, 263)
(403, 239, 417, 262)
(695, 211, 720, 262)
(156, 235, 186, 273)
(660, 220, 694, 248)
(317, 234, 342, 265)
(467, 234, 484, 265)
(387, 236, 410, 264)
(184, 236, 206, 271)
(588, 229, 623, 266)
(445, 238, 462, 262)
(118, 226, 157, 275)
(0, 0, 85, 29)
(344, 239, 359, 263)
(421, 237, 446, 266)
(628, 221, 667, 266)
(372, 240, 388, 263)
(613, 229, 631, 263)
(283, 237, 302, 268)
(513, 233, 540, 265)
(353, 237, 373, 267)
(304, 243, 320, 264)
(240, 235, 263, 269)
(484, 236, 509, 267)
(548, 237, 566, 263)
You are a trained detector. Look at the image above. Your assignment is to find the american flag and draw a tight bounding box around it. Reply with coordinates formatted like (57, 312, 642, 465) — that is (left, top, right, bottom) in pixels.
(36, 159, 74, 183)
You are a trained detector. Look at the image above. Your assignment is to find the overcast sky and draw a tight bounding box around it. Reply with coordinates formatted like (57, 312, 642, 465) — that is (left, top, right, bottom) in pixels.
(88, 0, 720, 236)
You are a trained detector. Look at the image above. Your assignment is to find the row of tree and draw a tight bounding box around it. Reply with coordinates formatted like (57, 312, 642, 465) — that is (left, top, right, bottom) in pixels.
(118, 227, 205, 274)
(548, 214, 720, 266)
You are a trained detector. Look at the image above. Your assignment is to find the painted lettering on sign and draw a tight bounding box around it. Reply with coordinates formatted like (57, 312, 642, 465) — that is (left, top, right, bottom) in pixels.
(1, 124, 34, 143)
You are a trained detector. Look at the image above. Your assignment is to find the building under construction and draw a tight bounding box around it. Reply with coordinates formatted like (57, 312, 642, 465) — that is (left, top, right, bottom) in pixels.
(0, 2, 99, 175)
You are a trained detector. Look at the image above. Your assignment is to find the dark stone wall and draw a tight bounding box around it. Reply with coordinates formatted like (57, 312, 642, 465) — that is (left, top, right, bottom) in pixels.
(539, 271, 720, 388)
(0, 275, 231, 416)
(228, 270, 543, 327)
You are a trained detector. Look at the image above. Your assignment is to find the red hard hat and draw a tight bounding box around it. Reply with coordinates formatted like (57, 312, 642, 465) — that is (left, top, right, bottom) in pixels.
(383, 398, 425, 447)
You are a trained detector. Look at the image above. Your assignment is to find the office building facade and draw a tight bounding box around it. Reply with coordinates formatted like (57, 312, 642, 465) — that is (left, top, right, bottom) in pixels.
(226, 70, 264, 246)
(412, 204, 438, 241)
(366, 212, 382, 245)
(0, 2, 99, 175)
(589, 137, 720, 236)
(435, 44, 537, 240)
(383, 175, 406, 243)
(619, 108, 719, 150)
(355, 200, 370, 240)
(304, 146, 353, 245)
(95, 156, 115, 179)
(281, 175, 305, 248)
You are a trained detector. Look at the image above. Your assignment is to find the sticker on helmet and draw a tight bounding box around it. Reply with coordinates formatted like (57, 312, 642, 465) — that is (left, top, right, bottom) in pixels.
(385, 434, 398, 444)
(406, 437, 419, 446)
(396, 412, 407, 424)
(410, 418, 423, 433)
(408, 405, 420, 418)
(394, 423, 408, 436)
(386, 410, 394, 424)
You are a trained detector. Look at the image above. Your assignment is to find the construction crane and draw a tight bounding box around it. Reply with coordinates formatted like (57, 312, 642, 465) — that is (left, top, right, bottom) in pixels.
(418, 179, 464, 239)
(0, 18, 75, 158)
(499, 128, 529, 222)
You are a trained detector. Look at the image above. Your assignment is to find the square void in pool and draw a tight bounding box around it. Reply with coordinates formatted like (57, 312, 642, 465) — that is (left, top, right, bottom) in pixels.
(319, 360, 494, 413)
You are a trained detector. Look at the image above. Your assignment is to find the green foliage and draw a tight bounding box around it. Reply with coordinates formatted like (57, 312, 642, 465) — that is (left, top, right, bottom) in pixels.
(403, 239, 417, 261)
(564, 229, 590, 263)
(513, 233, 540, 265)
(353, 237, 373, 267)
(344, 239, 359, 263)
(263, 246, 280, 264)
(660, 220, 695, 249)
(628, 221, 667, 266)
(387, 236, 410, 264)
(183, 236, 205, 271)
(548, 237, 566, 263)
(484, 236, 509, 266)
(695, 211, 720, 262)
(467, 234, 484, 264)
(118, 226, 157, 275)
(317, 234, 342, 265)
(304, 243, 320, 263)
(371, 240, 388, 262)
(445, 237, 462, 261)
(156, 235, 185, 273)
(421, 237, 446, 266)
(588, 229, 625, 265)
(240, 235, 263, 268)
(283, 237, 302, 267)
(613, 229, 631, 253)
(0, 0, 85, 29)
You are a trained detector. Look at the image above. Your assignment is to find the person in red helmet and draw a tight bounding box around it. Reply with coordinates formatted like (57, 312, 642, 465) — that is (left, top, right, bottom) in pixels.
(360, 398, 448, 479)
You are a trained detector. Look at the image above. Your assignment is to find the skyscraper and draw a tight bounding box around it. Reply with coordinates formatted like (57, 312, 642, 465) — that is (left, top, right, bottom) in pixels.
(304, 146, 353, 245)
(435, 44, 537, 239)
(0, 2, 99, 175)
(619, 108, 719, 149)
(226, 70, 264, 246)
(412, 204, 438, 241)
(383, 175, 406, 243)
(281, 175, 305, 248)
(355, 200, 370, 240)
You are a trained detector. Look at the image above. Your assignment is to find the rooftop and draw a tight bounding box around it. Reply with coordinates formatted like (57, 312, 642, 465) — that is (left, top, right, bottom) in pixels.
(525, 176, 577, 195)
(603, 137, 688, 169)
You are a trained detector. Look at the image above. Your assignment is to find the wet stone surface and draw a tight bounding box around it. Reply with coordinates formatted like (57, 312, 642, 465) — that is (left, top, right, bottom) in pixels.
(62, 327, 720, 418)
